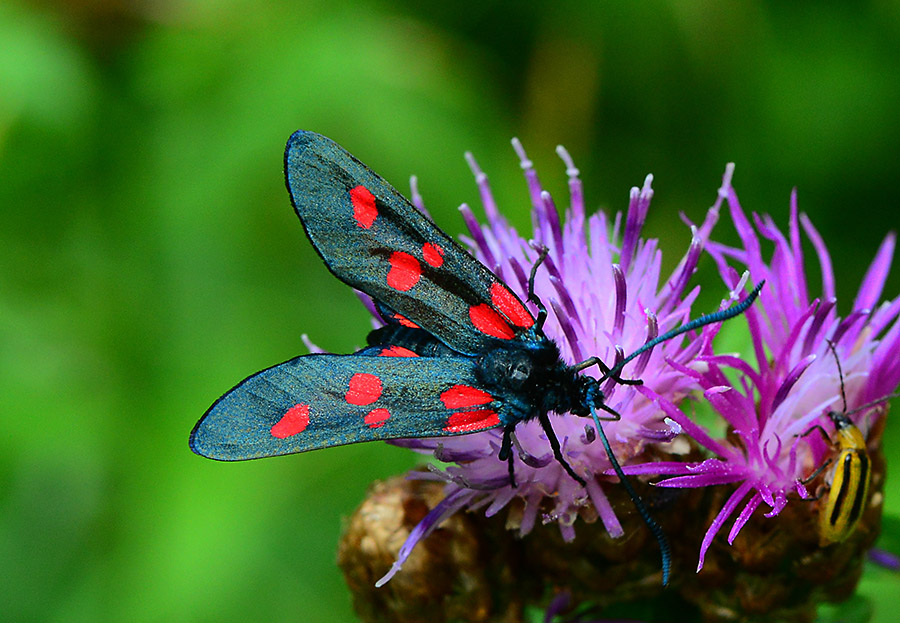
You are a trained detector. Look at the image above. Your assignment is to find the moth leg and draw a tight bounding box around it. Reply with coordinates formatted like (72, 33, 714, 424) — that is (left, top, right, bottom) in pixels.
(527, 246, 549, 331)
(539, 413, 586, 487)
(499, 425, 518, 488)
(581, 402, 622, 440)
(595, 401, 623, 422)
(574, 355, 642, 386)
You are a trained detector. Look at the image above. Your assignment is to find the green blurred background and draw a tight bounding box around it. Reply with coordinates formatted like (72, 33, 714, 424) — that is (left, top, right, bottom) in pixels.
(3, 1, 900, 621)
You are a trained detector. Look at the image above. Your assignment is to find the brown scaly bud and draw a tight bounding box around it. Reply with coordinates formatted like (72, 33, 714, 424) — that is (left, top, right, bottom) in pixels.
(681, 431, 886, 623)
(337, 476, 532, 623)
(337, 469, 687, 621)
(338, 423, 886, 623)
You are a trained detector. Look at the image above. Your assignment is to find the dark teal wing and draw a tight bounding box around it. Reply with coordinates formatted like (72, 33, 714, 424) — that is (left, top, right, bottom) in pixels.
(284, 130, 537, 356)
(190, 352, 505, 461)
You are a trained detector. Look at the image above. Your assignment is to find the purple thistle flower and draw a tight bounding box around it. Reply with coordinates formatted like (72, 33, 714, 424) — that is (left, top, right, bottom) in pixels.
(373, 140, 742, 585)
(626, 173, 900, 571)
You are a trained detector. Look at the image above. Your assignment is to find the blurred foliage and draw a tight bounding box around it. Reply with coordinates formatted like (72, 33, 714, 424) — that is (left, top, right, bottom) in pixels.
(2, 1, 900, 621)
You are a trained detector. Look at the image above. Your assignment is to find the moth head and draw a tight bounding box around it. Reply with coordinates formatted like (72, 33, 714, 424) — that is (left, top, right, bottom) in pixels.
(570, 375, 604, 418)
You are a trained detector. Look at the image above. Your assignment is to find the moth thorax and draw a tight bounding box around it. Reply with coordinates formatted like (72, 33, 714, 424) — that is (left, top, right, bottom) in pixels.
(479, 347, 536, 391)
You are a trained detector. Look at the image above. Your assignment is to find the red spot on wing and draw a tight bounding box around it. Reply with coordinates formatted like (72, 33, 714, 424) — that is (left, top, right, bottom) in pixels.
(365, 408, 391, 428)
(422, 242, 445, 267)
(350, 185, 377, 229)
(392, 313, 420, 329)
(379, 345, 420, 357)
(443, 409, 501, 433)
(346, 373, 383, 406)
(469, 304, 515, 339)
(387, 252, 422, 291)
(270, 403, 310, 438)
(490, 282, 534, 328)
(440, 385, 493, 409)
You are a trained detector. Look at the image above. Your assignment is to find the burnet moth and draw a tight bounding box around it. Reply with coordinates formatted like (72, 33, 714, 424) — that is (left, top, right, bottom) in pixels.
(190, 130, 763, 585)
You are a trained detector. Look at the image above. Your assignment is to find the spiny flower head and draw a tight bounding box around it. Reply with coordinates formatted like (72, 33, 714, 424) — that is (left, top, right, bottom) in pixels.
(376, 139, 740, 584)
(628, 167, 900, 569)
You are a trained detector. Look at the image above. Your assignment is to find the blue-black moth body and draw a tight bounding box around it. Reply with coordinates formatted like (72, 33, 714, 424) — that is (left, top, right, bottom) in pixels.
(191, 130, 763, 585)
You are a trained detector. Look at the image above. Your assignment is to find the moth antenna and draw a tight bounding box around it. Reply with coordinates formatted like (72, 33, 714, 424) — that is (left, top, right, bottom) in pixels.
(539, 413, 586, 487)
(499, 426, 517, 488)
(591, 403, 671, 586)
(604, 280, 765, 381)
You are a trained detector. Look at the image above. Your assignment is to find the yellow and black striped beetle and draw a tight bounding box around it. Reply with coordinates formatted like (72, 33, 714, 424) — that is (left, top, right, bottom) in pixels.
(816, 409, 871, 545)
(801, 341, 896, 546)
